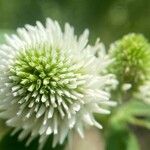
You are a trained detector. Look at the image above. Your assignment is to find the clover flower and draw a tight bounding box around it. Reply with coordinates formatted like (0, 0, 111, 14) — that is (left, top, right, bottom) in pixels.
(0, 18, 116, 149)
(109, 33, 150, 92)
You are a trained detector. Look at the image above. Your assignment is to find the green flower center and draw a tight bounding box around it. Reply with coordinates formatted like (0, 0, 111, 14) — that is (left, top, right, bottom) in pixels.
(8, 45, 86, 108)
(109, 34, 150, 92)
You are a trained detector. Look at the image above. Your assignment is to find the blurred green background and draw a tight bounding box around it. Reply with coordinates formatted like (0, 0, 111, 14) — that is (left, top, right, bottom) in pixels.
(0, 0, 150, 45)
(0, 0, 150, 150)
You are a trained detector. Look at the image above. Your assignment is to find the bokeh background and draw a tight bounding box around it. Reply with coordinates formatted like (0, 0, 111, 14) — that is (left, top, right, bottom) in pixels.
(0, 0, 150, 45)
(0, 0, 150, 150)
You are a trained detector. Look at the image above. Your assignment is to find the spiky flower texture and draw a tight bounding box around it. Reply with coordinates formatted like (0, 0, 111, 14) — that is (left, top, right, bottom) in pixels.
(109, 33, 150, 92)
(0, 18, 115, 149)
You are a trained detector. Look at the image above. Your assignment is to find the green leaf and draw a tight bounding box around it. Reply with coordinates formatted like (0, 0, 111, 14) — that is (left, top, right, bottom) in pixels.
(110, 100, 150, 129)
(127, 132, 140, 150)
(106, 126, 140, 150)
(106, 127, 129, 150)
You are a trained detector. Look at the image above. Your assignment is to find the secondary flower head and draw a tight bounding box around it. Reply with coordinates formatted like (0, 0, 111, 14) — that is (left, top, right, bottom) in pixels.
(109, 33, 150, 92)
(135, 81, 150, 104)
(0, 18, 115, 149)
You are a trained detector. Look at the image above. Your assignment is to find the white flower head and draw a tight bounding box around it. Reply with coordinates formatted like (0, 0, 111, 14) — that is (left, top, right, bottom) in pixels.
(136, 81, 150, 104)
(0, 18, 116, 149)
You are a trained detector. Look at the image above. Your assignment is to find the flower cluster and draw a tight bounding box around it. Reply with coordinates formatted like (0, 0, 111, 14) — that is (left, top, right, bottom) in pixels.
(135, 81, 150, 104)
(0, 18, 116, 149)
(109, 33, 150, 92)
